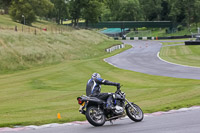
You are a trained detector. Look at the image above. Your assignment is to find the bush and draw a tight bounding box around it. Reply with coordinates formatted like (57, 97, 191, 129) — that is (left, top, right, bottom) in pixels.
(9, 0, 36, 25)
(177, 25, 184, 31)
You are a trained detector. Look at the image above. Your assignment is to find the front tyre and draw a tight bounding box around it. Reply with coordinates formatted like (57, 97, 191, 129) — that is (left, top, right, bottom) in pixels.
(85, 106, 105, 126)
(126, 103, 143, 122)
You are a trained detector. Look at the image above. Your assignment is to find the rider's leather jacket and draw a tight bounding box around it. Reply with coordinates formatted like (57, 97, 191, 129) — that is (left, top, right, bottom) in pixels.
(86, 78, 120, 96)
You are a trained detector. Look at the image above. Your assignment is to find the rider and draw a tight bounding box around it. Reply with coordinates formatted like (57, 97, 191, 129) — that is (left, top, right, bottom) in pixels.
(86, 73, 120, 109)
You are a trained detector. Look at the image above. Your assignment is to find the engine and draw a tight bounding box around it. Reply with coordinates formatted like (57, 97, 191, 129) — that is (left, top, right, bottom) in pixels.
(114, 105, 124, 115)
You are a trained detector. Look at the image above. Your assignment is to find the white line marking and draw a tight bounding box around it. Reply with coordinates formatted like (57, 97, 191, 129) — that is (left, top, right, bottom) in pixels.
(157, 52, 200, 68)
(103, 59, 118, 68)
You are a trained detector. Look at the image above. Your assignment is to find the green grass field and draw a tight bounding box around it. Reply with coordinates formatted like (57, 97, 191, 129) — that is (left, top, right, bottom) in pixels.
(0, 15, 200, 127)
(160, 43, 200, 67)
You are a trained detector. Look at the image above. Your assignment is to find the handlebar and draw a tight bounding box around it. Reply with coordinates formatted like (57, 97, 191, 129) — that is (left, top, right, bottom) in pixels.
(115, 85, 123, 94)
(117, 85, 122, 90)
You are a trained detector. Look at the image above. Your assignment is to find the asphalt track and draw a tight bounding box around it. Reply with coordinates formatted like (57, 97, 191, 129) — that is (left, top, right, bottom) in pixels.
(105, 40, 200, 80)
(2, 107, 200, 133)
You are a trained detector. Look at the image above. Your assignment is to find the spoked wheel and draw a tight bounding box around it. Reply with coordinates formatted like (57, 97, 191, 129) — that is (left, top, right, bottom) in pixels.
(85, 106, 105, 126)
(126, 103, 143, 122)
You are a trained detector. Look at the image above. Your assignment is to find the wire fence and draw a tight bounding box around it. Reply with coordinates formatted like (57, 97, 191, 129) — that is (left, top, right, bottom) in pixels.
(0, 25, 73, 35)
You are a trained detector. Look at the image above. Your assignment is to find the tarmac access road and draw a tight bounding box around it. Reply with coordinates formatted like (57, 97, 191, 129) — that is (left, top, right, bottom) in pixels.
(105, 40, 200, 80)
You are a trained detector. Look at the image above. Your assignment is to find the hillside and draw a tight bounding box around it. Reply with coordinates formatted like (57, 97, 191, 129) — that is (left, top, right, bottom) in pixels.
(0, 15, 120, 73)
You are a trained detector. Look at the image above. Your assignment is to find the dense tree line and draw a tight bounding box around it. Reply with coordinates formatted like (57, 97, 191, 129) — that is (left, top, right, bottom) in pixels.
(0, 0, 200, 27)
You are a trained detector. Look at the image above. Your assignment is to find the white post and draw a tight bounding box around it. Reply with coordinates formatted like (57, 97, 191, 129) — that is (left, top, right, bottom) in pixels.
(22, 15, 25, 25)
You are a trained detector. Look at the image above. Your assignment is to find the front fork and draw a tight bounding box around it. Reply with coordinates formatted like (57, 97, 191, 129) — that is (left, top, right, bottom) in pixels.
(125, 98, 137, 111)
(117, 91, 137, 111)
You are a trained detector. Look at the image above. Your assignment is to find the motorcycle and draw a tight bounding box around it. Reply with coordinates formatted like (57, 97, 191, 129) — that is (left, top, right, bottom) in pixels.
(77, 87, 143, 126)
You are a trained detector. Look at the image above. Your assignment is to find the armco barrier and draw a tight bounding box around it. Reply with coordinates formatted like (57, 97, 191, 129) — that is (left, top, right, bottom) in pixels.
(106, 44, 125, 53)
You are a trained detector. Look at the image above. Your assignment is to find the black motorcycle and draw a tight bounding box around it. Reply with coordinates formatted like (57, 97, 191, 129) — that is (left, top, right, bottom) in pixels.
(77, 87, 143, 126)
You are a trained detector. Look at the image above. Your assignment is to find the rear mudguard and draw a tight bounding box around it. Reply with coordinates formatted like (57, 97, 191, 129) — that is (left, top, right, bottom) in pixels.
(78, 96, 105, 115)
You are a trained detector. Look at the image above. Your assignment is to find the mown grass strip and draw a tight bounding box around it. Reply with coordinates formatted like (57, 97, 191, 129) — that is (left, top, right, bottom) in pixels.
(160, 44, 200, 67)
(161, 42, 184, 45)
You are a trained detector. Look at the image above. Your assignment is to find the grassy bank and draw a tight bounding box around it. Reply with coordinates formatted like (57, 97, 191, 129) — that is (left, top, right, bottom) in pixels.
(160, 43, 200, 67)
(0, 29, 119, 73)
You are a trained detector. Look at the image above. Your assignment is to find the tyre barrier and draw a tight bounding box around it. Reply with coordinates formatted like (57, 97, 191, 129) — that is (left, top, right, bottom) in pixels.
(114, 35, 192, 40)
(185, 40, 200, 45)
(106, 44, 125, 53)
(114, 37, 155, 40)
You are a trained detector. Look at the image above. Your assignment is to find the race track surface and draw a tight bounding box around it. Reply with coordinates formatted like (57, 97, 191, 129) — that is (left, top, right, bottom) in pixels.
(105, 40, 200, 80)
(3, 107, 200, 133)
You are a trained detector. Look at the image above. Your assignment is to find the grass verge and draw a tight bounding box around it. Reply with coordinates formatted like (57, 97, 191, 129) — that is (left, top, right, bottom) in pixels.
(161, 42, 184, 45)
(160, 43, 200, 67)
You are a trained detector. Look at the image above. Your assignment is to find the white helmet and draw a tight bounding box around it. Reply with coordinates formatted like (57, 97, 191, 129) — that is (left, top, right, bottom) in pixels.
(92, 73, 101, 79)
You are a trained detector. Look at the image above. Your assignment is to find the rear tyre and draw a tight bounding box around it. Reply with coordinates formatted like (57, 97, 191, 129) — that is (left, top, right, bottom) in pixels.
(126, 103, 143, 122)
(85, 106, 105, 126)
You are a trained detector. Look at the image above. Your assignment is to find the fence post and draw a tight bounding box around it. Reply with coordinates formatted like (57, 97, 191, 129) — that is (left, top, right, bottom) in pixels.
(15, 26, 17, 32)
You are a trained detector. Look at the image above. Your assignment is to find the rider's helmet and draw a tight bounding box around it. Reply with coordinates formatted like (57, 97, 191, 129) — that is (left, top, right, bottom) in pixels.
(92, 73, 101, 79)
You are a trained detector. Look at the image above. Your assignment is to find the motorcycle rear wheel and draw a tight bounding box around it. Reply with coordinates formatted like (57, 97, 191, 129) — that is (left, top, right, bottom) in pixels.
(126, 103, 143, 122)
(86, 106, 105, 126)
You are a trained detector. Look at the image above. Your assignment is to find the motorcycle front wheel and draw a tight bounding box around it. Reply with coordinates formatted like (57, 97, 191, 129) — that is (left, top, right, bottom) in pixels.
(126, 103, 143, 122)
(85, 106, 105, 126)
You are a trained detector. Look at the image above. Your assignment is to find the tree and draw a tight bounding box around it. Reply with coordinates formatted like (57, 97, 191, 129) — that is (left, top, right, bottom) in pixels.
(193, 0, 200, 27)
(9, 0, 36, 25)
(169, 0, 194, 26)
(50, 0, 69, 24)
(31, 0, 54, 17)
(0, 0, 12, 14)
(68, 0, 86, 26)
(160, 0, 171, 21)
(103, 0, 121, 21)
(116, 0, 142, 21)
(9, 0, 53, 25)
(82, 0, 103, 26)
(139, 0, 162, 21)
